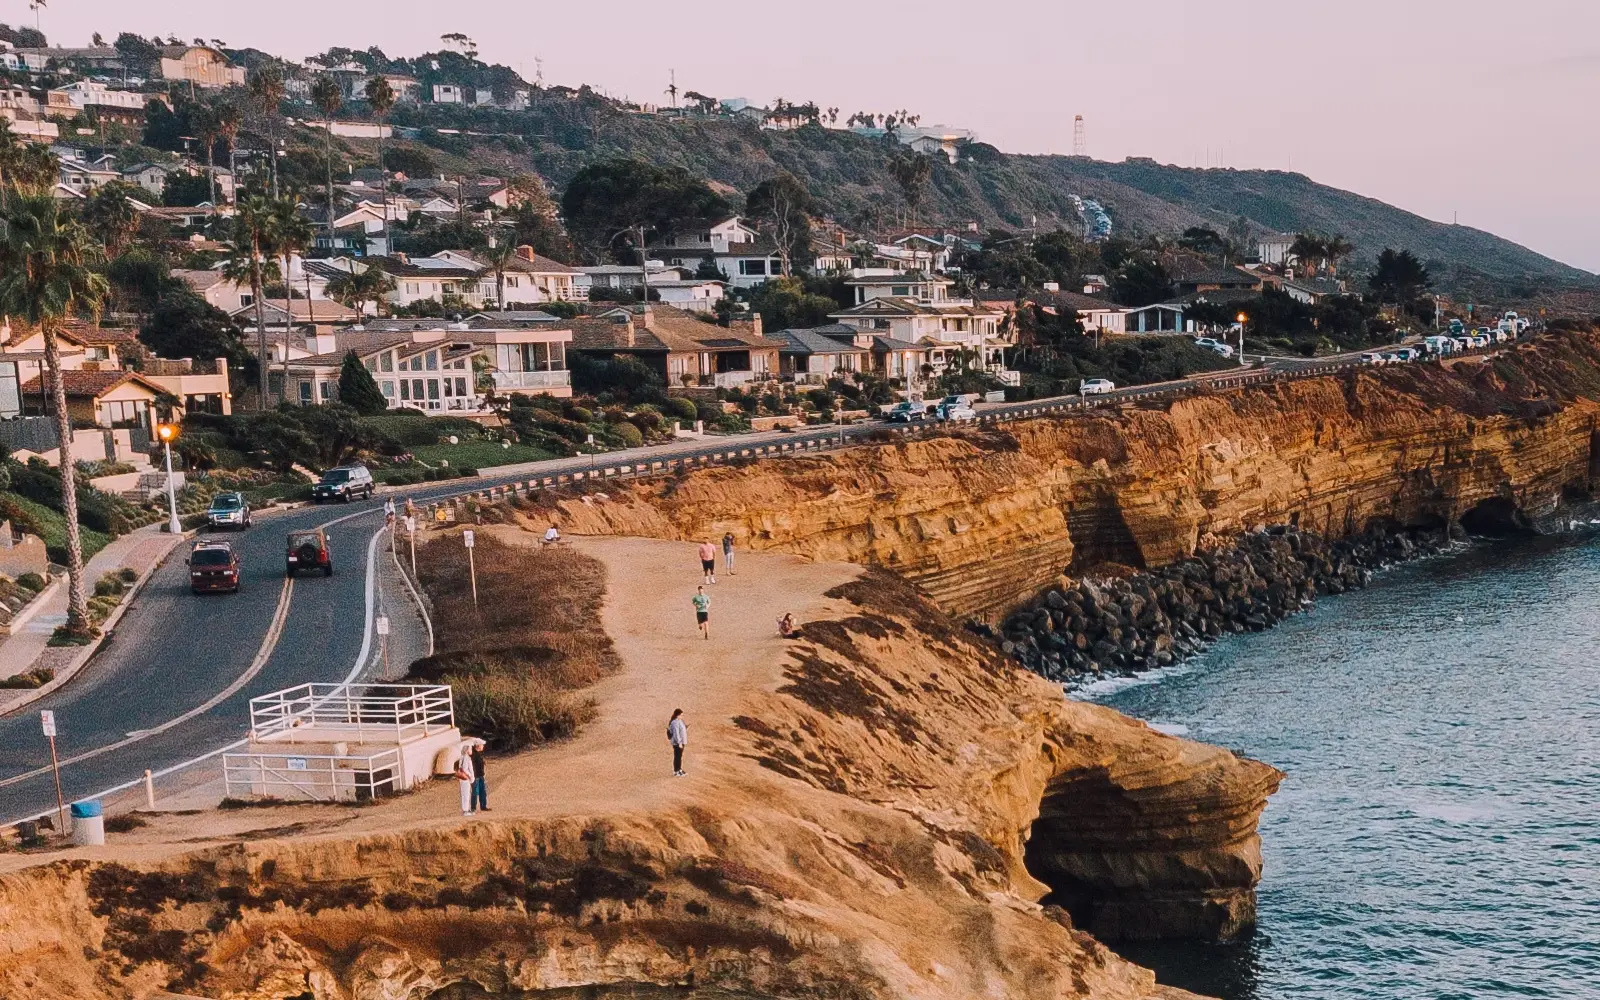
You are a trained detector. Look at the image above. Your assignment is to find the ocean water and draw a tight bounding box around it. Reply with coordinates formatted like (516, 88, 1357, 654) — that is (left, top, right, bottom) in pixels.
(1092, 532, 1600, 1000)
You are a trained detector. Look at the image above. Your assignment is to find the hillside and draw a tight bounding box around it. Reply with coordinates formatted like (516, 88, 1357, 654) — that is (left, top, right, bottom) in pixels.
(385, 95, 1595, 295)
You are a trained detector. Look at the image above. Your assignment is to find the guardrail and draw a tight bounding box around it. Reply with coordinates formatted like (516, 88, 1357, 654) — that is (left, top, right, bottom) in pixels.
(249, 682, 454, 745)
(222, 745, 403, 802)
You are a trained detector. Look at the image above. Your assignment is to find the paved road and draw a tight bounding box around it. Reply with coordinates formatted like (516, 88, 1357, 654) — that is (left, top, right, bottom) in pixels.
(0, 340, 1487, 823)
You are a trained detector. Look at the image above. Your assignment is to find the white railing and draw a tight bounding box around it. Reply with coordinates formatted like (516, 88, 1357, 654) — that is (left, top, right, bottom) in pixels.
(705, 370, 768, 388)
(492, 369, 571, 390)
(249, 682, 454, 746)
(223, 745, 404, 802)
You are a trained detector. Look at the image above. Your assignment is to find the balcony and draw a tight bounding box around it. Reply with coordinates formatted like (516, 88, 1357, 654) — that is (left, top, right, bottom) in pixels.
(700, 370, 774, 388)
(491, 369, 571, 390)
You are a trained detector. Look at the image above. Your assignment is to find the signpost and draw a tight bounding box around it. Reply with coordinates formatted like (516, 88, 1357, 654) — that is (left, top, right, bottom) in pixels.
(376, 615, 391, 674)
(40, 710, 65, 833)
(463, 529, 478, 609)
(404, 515, 417, 577)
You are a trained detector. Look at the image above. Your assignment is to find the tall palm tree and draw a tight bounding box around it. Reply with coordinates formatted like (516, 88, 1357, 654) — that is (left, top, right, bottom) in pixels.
(1322, 234, 1354, 276)
(0, 195, 110, 636)
(483, 238, 518, 310)
(247, 64, 286, 199)
(189, 101, 220, 205)
(1288, 233, 1326, 276)
(221, 196, 279, 409)
(268, 197, 314, 399)
(309, 75, 342, 232)
(8, 143, 58, 198)
(0, 121, 20, 209)
(213, 99, 242, 203)
(82, 181, 140, 258)
(363, 75, 395, 246)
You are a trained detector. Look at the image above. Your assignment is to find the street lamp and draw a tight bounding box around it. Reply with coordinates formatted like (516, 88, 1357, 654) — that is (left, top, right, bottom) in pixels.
(1235, 313, 1249, 366)
(156, 423, 181, 534)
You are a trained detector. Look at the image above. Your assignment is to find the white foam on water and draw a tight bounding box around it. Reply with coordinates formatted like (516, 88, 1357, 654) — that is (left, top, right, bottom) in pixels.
(1148, 721, 1191, 736)
(1068, 660, 1200, 701)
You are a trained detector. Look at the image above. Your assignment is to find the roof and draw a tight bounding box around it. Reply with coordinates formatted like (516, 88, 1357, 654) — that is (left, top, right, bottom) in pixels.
(844, 272, 953, 286)
(1174, 265, 1262, 288)
(869, 334, 926, 353)
(20, 369, 162, 398)
(172, 268, 228, 291)
(1281, 276, 1349, 296)
(466, 311, 563, 325)
(364, 255, 478, 279)
(569, 317, 668, 353)
(830, 297, 1004, 320)
(772, 328, 871, 355)
(70, 326, 140, 346)
(457, 250, 581, 275)
(1043, 290, 1122, 312)
(642, 306, 781, 352)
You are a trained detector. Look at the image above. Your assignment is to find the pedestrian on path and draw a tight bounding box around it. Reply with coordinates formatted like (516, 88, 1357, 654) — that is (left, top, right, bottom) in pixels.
(470, 740, 490, 812)
(698, 539, 718, 584)
(692, 585, 710, 639)
(454, 742, 477, 816)
(722, 532, 736, 576)
(668, 709, 688, 776)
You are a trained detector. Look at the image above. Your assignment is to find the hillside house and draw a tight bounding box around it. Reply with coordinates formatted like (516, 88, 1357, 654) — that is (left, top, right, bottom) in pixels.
(159, 46, 246, 88)
(570, 306, 780, 389)
(772, 326, 871, 382)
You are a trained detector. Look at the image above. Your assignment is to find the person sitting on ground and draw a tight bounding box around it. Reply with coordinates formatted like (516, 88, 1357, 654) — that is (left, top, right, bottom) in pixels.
(777, 613, 796, 638)
(543, 523, 561, 545)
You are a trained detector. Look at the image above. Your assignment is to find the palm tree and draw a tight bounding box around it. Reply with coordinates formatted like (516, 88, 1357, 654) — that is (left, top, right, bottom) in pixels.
(0, 121, 20, 208)
(0, 195, 110, 636)
(189, 101, 220, 205)
(213, 99, 241, 203)
(1322, 234, 1354, 276)
(483, 238, 518, 310)
(1288, 233, 1326, 276)
(268, 198, 314, 400)
(7, 143, 58, 198)
(82, 181, 141, 258)
(221, 196, 279, 408)
(247, 64, 285, 199)
(363, 75, 396, 246)
(361, 266, 397, 318)
(309, 75, 342, 232)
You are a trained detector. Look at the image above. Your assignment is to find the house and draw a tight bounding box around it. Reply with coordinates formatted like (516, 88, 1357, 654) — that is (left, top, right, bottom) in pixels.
(174, 269, 255, 313)
(814, 326, 931, 386)
(122, 162, 186, 198)
(230, 299, 362, 335)
(19, 370, 167, 430)
(9, 45, 124, 74)
(362, 249, 583, 310)
(1, 320, 231, 420)
(158, 46, 246, 88)
(771, 326, 871, 383)
(1173, 266, 1262, 297)
(655, 216, 760, 256)
(50, 81, 148, 115)
(1120, 301, 1191, 334)
(452, 247, 585, 303)
(569, 306, 781, 389)
(1044, 290, 1127, 335)
(57, 159, 121, 194)
(844, 268, 956, 305)
(649, 217, 788, 289)
(828, 297, 1008, 372)
(579, 263, 689, 291)
(898, 125, 976, 164)
(1280, 275, 1352, 305)
(143, 204, 224, 228)
(1255, 234, 1296, 267)
(650, 279, 725, 314)
(431, 84, 466, 104)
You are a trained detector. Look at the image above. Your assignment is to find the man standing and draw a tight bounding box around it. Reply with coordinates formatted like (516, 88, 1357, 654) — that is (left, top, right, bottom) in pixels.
(698, 539, 717, 584)
(667, 709, 688, 776)
(721, 532, 736, 576)
(692, 586, 710, 640)
(454, 742, 476, 817)
(470, 740, 489, 812)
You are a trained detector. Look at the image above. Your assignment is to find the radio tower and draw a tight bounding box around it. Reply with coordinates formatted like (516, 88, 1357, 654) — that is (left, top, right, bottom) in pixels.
(1072, 115, 1087, 157)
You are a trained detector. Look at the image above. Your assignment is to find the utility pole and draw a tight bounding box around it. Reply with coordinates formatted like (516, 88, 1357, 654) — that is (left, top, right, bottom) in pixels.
(156, 424, 181, 533)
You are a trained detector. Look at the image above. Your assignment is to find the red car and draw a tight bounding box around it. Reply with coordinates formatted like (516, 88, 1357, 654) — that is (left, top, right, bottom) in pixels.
(188, 540, 241, 594)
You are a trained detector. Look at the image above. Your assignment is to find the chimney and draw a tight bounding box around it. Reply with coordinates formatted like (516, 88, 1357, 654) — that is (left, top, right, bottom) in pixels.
(515, 245, 536, 262)
(306, 325, 339, 355)
(624, 318, 635, 349)
(750, 313, 763, 336)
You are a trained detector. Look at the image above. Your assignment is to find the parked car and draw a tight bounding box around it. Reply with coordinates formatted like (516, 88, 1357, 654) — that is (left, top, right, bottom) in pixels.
(1422, 336, 1455, 355)
(188, 540, 240, 594)
(286, 528, 333, 577)
(1360, 352, 1387, 365)
(936, 401, 978, 422)
(1193, 337, 1235, 357)
(206, 492, 251, 531)
(1391, 347, 1420, 361)
(311, 465, 374, 504)
(1079, 378, 1116, 395)
(1451, 337, 1473, 352)
(885, 401, 932, 423)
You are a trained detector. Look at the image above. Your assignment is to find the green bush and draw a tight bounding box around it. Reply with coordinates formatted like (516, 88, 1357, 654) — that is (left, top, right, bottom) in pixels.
(15, 573, 45, 592)
(118, 568, 138, 584)
(665, 396, 699, 421)
(611, 422, 643, 448)
(93, 575, 126, 598)
(565, 406, 594, 424)
(0, 666, 54, 689)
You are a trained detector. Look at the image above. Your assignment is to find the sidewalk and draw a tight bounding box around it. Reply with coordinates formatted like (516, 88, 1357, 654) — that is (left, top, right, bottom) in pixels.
(0, 525, 187, 707)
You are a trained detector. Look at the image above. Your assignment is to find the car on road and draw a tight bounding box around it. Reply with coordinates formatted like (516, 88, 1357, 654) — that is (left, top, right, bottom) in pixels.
(286, 528, 333, 577)
(1360, 352, 1388, 365)
(1390, 347, 1420, 362)
(1193, 337, 1235, 357)
(936, 400, 978, 422)
(1422, 336, 1455, 355)
(312, 465, 374, 504)
(1079, 378, 1116, 395)
(187, 540, 241, 594)
(885, 401, 932, 423)
(205, 492, 251, 531)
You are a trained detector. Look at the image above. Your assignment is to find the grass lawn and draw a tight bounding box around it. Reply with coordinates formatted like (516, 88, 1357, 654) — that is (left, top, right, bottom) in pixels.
(410, 440, 557, 470)
(0, 492, 111, 562)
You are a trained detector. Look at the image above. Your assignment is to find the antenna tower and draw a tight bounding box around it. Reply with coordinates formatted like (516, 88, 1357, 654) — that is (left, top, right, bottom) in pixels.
(1072, 115, 1086, 157)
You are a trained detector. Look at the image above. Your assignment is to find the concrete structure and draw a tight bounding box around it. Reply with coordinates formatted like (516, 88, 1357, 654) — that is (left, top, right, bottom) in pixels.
(158, 46, 246, 88)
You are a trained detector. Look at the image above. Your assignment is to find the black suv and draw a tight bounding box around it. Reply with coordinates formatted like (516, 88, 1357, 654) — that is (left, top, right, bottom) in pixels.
(312, 465, 375, 504)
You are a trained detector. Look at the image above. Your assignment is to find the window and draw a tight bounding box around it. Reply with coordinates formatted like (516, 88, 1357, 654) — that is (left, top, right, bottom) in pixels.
(319, 381, 332, 400)
(97, 399, 148, 428)
(364, 357, 377, 372)
(379, 352, 393, 372)
(738, 259, 767, 276)
(84, 346, 110, 361)
(400, 380, 410, 400)
(892, 286, 909, 296)
(409, 356, 423, 371)
(425, 351, 438, 371)
(381, 380, 395, 398)
(443, 378, 455, 398)
(412, 378, 425, 399)
(298, 381, 312, 403)
(426, 379, 440, 400)
(240, 294, 253, 307)
(455, 376, 468, 396)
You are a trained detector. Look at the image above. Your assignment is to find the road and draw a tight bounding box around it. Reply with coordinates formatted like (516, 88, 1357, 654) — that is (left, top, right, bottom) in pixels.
(0, 340, 1478, 824)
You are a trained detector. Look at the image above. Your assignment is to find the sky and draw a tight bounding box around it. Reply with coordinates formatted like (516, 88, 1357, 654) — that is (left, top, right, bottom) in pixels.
(12, 0, 1599, 273)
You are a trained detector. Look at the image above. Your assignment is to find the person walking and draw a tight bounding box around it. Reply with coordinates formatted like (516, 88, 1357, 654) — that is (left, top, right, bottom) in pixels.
(469, 740, 489, 812)
(667, 709, 688, 776)
(698, 539, 718, 584)
(692, 586, 710, 639)
(454, 741, 476, 816)
(721, 532, 736, 576)
(383, 496, 396, 528)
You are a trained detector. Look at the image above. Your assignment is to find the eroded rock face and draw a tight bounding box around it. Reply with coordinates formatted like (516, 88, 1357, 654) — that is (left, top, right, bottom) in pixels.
(547, 336, 1600, 616)
(0, 575, 1264, 1000)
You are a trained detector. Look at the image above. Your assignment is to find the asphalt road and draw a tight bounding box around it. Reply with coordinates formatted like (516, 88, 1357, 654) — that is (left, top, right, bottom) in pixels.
(0, 341, 1477, 823)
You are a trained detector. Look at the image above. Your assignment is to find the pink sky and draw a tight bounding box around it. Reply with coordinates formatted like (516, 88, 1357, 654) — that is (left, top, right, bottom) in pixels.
(15, 0, 1599, 273)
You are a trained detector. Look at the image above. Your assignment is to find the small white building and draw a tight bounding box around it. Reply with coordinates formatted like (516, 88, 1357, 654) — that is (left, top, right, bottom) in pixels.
(431, 83, 466, 104)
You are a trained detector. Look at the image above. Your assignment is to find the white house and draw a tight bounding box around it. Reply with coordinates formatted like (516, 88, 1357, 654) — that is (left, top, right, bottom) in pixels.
(52, 81, 146, 111)
(431, 84, 466, 104)
(122, 162, 186, 198)
(1256, 234, 1296, 266)
(650, 278, 725, 313)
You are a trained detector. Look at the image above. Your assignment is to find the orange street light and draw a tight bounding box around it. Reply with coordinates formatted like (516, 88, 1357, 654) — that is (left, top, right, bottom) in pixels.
(156, 422, 180, 532)
(156, 422, 177, 442)
(1235, 314, 1249, 367)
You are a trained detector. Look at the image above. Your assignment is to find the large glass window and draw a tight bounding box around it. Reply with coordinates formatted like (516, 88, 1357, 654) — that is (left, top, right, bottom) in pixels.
(426, 379, 440, 400)
(739, 259, 767, 276)
(400, 380, 410, 400)
(425, 351, 438, 371)
(381, 380, 395, 398)
(298, 381, 312, 403)
(97, 399, 149, 428)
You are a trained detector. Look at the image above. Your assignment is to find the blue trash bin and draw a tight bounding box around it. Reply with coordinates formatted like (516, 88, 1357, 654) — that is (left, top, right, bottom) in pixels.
(70, 799, 104, 845)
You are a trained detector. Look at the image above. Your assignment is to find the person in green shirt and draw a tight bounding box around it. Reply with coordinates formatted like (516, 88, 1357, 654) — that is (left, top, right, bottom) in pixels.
(691, 586, 710, 640)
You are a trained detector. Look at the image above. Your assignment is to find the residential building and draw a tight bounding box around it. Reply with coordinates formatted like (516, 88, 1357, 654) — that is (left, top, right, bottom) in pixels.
(57, 158, 121, 194)
(122, 162, 187, 198)
(579, 263, 689, 291)
(1280, 275, 1352, 305)
(20, 369, 167, 429)
(569, 306, 780, 389)
(649, 216, 788, 289)
(899, 125, 977, 164)
(844, 268, 955, 305)
(814, 326, 931, 386)
(1173, 266, 1262, 297)
(174, 269, 255, 313)
(51, 81, 148, 114)
(772, 326, 871, 382)
(158, 46, 246, 88)
(361, 248, 583, 310)
(828, 267, 1009, 376)
(1255, 234, 1296, 267)
(431, 83, 466, 104)
(650, 279, 725, 313)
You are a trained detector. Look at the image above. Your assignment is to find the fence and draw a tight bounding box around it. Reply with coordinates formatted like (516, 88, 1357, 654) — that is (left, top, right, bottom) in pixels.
(222, 745, 404, 802)
(248, 682, 455, 746)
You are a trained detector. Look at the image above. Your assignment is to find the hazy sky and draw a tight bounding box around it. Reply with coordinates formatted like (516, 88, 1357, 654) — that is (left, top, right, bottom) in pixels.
(15, 0, 1599, 272)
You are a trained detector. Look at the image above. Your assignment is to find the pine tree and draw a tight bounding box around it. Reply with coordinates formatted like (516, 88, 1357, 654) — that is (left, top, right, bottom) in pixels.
(337, 350, 388, 414)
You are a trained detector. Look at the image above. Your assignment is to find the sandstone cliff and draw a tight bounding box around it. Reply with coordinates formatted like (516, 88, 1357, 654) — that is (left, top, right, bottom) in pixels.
(543, 333, 1600, 616)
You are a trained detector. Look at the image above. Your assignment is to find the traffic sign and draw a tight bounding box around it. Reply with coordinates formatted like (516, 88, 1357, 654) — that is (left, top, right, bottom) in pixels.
(40, 710, 55, 737)
(376, 616, 391, 636)
(462, 529, 475, 549)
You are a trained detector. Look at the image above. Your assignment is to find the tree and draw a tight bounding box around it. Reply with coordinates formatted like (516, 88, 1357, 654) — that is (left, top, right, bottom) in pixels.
(1, 140, 57, 199)
(187, 101, 221, 205)
(309, 74, 342, 230)
(114, 33, 161, 79)
(363, 75, 396, 245)
(1322, 234, 1354, 275)
(745, 173, 813, 277)
(1367, 248, 1431, 307)
(213, 99, 241, 202)
(268, 198, 314, 399)
(746, 276, 841, 331)
(560, 159, 731, 260)
(325, 265, 394, 321)
(1288, 233, 1326, 275)
(247, 64, 286, 198)
(107, 248, 170, 315)
(1111, 257, 1174, 308)
(1179, 227, 1227, 257)
(886, 151, 932, 228)
(482, 239, 519, 309)
(81, 181, 141, 258)
(139, 287, 251, 383)
(337, 350, 388, 414)
(0, 120, 21, 209)
(0, 195, 110, 637)
(161, 170, 211, 207)
(221, 196, 279, 408)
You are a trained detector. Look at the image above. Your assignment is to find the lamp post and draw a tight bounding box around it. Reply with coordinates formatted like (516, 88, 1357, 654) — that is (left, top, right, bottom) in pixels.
(1235, 312, 1248, 367)
(156, 423, 181, 534)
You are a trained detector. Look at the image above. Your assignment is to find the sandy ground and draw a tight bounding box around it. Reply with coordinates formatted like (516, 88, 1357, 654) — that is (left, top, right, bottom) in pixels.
(0, 531, 860, 872)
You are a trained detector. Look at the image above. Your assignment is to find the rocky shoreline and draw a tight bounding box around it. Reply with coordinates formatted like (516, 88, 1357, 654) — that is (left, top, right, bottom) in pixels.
(993, 524, 1459, 687)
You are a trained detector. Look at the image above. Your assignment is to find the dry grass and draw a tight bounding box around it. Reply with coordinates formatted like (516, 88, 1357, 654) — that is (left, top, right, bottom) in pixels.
(409, 534, 619, 750)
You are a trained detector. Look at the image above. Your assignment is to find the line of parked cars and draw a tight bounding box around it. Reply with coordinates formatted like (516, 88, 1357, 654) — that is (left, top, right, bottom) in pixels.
(884, 394, 980, 423)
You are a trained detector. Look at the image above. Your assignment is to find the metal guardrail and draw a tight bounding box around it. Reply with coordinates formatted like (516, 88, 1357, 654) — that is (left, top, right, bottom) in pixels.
(248, 682, 454, 745)
(222, 745, 403, 802)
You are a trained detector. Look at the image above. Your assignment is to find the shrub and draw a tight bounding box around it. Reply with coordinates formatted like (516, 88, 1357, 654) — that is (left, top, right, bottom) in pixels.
(104, 813, 148, 833)
(15, 573, 45, 592)
(611, 421, 643, 448)
(565, 406, 594, 424)
(93, 575, 126, 598)
(118, 568, 138, 584)
(0, 666, 54, 689)
(665, 396, 699, 422)
(450, 673, 596, 751)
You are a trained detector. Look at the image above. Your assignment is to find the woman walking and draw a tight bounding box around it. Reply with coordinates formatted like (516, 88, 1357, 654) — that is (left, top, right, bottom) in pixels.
(667, 709, 688, 776)
(721, 532, 736, 576)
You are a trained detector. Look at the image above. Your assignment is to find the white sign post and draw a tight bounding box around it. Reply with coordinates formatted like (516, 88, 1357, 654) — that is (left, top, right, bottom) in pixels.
(376, 615, 391, 674)
(40, 711, 65, 833)
(404, 515, 417, 578)
(463, 529, 478, 609)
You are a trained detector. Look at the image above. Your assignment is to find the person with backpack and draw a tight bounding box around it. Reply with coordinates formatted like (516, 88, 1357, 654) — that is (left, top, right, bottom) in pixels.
(667, 709, 688, 776)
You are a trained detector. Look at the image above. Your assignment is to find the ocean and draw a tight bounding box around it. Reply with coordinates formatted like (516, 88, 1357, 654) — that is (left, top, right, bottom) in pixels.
(1090, 531, 1600, 999)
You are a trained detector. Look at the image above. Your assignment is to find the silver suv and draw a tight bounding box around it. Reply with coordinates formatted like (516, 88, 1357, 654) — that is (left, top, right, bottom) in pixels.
(311, 465, 375, 504)
(206, 491, 252, 531)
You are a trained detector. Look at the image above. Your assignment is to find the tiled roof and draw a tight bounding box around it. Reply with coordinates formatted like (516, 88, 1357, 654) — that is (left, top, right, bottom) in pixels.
(642, 306, 781, 352)
(364, 256, 478, 279)
(20, 369, 159, 398)
(772, 328, 871, 354)
(568, 317, 669, 353)
(172, 268, 228, 291)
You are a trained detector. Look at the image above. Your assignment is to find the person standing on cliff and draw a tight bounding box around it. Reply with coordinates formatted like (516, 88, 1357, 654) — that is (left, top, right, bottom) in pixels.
(698, 539, 718, 584)
(454, 742, 476, 817)
(692, 586, 711, 639)
(721, 532, 736, 576)
(668, 709, 688, 776)
(469, 739, 489, 812)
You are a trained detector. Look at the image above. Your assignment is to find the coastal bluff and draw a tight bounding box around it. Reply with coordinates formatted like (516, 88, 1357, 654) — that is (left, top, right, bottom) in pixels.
(547, 328, 1600, 617)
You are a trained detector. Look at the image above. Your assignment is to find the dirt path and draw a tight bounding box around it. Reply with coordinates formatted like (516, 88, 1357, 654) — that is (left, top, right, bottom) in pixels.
(0, 531, 860, 869)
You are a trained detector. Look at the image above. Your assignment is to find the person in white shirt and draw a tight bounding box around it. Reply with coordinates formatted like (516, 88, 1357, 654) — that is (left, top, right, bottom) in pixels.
(667, 709, 688, 776)
(543, 524, 561, 545)
(455, 742, 477, 815)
